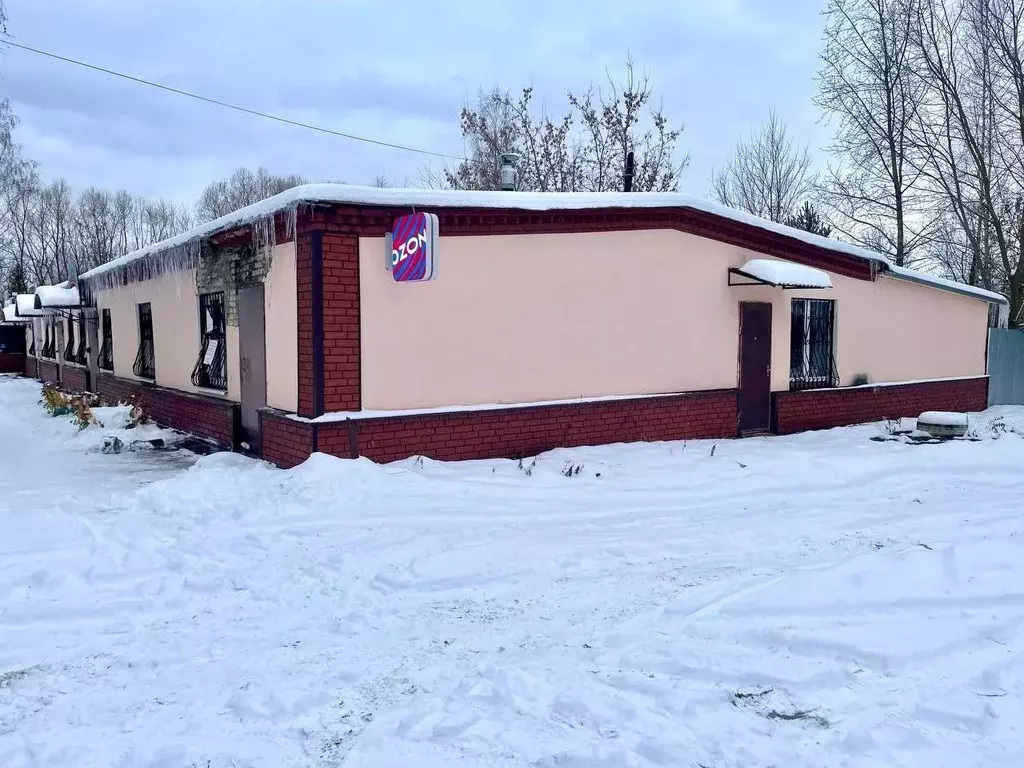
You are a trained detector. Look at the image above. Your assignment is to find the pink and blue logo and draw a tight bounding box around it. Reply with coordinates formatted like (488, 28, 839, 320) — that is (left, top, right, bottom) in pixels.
(390, 212, 438, 282)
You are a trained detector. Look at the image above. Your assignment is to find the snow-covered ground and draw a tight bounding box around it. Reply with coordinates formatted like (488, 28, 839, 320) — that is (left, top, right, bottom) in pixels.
(1, 375, 1023, 767)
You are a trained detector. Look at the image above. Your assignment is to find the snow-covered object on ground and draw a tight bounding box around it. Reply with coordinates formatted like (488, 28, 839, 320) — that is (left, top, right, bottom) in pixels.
(968, 405, 1024, 438)
(14, 293, 43, 317)
(918, 411, 969, 427)
(34, 282, 80, 309)
(76, 183, 1005, 306)
(65, 404, 184, 454)
(2, 373, 1023, 767)
(736, 258, 832, 288)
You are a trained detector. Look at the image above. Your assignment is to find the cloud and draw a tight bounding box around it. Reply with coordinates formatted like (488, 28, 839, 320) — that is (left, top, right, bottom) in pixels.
(1, 0, 831, 203)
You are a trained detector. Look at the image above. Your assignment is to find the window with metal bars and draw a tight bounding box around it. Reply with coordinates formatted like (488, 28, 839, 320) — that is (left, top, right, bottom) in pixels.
(133, 303, 155, 379)
(63, 314, 87, 365)
(41, 319, 56, 359)
(191, 292, 227, 390)
(789, 299, 839, 390)
(73, 313, 87, 365)
(98, 308, 114, 370)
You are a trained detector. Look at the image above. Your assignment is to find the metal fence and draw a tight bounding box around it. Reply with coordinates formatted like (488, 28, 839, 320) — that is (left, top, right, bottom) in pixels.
(988, 329, 1024, 406)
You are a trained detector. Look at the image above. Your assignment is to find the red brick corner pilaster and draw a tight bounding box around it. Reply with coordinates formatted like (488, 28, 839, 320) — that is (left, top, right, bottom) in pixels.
(295, 214, 361, 418)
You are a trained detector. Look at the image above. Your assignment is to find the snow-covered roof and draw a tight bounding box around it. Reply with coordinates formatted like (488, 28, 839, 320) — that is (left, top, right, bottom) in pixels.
(34, 281, 80, 309)
(884, 264, 1007, 304)
(78, 184, 893, 285)
(15, 293, 44, 317)
(2, 304, 22, 324)
(76, 183, 1008, 306)
(736, 258, 832, 289)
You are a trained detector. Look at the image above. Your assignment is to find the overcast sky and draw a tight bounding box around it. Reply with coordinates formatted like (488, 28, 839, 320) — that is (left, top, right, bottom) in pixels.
(1, 0, 830, 205)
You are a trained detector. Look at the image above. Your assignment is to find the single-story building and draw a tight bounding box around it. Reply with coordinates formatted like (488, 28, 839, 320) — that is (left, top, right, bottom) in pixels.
(11, 281, 90, 388)
(20, 184, 1007, 466)
(0, 303, 29, 374)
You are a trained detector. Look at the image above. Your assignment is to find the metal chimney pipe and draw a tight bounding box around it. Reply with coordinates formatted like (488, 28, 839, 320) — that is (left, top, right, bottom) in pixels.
(499, 152, 519, 191)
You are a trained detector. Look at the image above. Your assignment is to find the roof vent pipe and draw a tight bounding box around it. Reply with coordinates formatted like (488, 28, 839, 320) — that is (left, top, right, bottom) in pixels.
(623, 150, 635, 192)
(499, 153, 519, 191)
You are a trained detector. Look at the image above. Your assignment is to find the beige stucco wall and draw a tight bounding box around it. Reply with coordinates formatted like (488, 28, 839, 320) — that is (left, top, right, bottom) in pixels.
(359, 229, 990, 410)
(264, 242, 298, 411)
(751, 272, 988, 392)
(94, 269, 241, 401)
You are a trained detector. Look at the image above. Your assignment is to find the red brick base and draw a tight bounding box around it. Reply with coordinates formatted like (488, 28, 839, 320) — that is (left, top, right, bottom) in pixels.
(260, 410, 316, 468)
(93, 372, 240, 448)
(261, 389, 739, 467)
(772, 376, 989, 434)
(38, 359, 60, 385)
(0, 353, 24, 374)
(24, 356, 37, 378)
(61, 364, 89, 393)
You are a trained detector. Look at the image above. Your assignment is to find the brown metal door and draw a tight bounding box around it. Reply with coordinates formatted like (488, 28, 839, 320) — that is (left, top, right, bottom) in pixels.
(237, 285, 267, 449)
(738, 302, 773, 434)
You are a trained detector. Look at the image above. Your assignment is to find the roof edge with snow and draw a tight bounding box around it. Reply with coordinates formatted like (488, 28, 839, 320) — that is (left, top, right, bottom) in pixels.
(75, 184, 1007, 307)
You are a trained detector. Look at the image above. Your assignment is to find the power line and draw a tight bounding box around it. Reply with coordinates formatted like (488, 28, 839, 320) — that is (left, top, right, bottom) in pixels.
(3, 39, 464, 161)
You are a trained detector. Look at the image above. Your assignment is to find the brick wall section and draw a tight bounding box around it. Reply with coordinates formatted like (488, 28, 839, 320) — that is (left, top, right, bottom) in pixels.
(0, 353, 25, 374)
(296, 231, 315, 417)
(95, 372, 239, 447)
(260, 410, 316, 468)
(61, 364, 89, 393)
(38, 359, 60, 385)
(773, 377, 989, 434)
(269, 390, 739, 467)
(23, 356, 37, 378)
(321, 232, 360, 412)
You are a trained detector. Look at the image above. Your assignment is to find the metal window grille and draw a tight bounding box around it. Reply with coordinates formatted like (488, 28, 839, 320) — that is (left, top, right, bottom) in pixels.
(133, 303, 155, 379)
(74, 314, 88, 365)
(191, 292, 227, 390)
(63, 316, 76, 362)
(789, 299, 839, 390)
(41, 320, 56, 359)
(98, 309, 114, 370)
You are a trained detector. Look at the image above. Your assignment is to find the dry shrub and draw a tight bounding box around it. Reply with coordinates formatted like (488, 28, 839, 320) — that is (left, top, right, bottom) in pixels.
(40, 384, 101, 431)
(121, 393, 150, 427)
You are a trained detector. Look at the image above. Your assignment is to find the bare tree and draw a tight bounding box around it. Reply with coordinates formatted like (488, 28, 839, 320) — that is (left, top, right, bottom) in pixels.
(710, 110, 815, 223)
(910, 0, 1024, 321)
(433, 60, 688, 192)
(196, 166, 307, 222)
(817, 0, 929, 266)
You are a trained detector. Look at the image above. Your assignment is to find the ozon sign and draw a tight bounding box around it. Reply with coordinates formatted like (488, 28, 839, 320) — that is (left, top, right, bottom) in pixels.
(387, 212, 438, 282)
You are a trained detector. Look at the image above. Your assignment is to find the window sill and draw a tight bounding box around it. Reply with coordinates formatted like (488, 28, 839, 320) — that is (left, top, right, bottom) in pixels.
(193, 384, 230, 398)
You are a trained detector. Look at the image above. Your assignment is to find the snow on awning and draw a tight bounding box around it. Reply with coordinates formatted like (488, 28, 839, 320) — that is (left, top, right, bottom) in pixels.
(34, 282, 80, 309)
(15, 293, 44, 317)
(729, 258, 833, 290)
(2, 304, 23, 324)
